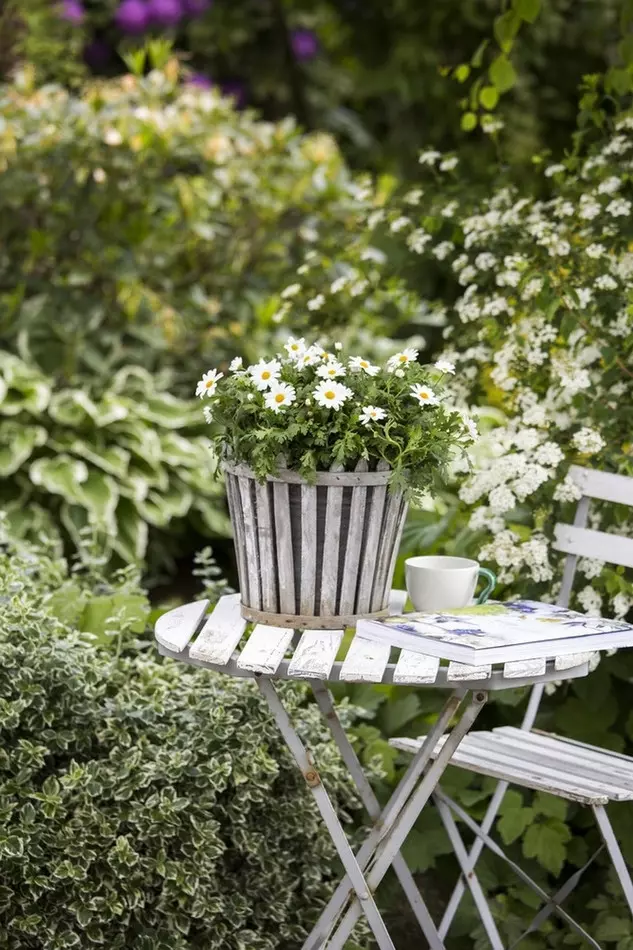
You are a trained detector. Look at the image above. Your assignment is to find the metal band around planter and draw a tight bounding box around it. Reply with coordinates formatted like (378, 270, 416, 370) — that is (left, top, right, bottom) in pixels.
(224, 459, 408, 629)
(224, 461, 393, 487)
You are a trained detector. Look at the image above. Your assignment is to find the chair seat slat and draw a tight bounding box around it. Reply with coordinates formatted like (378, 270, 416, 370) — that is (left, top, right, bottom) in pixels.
(189, 594, 247, 665)
(288, 630, 343, 679)
(502, 658, 547, 679)
(340, 636, 391, 682)
(495, 727, 633, 782)
(237, 625, 294, 674)
(393, 651, 440, 685)
(447, 661, 493, 682)
(155, 599, 209, 653)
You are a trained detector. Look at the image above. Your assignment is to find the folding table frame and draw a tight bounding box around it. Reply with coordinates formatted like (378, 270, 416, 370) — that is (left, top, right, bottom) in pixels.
(155, 589, 590, 949)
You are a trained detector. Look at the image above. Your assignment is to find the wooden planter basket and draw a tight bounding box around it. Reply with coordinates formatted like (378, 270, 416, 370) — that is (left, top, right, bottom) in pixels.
(224, 460, 408, 629)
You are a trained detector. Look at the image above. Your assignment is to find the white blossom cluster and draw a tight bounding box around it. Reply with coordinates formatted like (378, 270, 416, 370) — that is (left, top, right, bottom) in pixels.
(398, 125, 633, 619)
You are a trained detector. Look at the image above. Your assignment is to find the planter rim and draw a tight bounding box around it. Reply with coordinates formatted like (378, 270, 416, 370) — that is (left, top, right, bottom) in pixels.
(223, 460, 392, 487)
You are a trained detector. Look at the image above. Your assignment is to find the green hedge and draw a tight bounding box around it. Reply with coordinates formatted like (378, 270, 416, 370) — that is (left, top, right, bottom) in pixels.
(0, 534, 366, 949)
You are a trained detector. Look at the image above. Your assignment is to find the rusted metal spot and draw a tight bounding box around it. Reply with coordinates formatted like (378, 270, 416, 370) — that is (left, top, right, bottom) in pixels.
(303, 768, 321, 788)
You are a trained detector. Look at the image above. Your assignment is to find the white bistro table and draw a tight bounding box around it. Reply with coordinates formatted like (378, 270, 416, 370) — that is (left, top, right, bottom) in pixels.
(154, 589, 592, 950)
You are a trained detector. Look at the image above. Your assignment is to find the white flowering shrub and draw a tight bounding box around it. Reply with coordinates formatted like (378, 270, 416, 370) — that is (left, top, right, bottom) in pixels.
(196, 337, 476, 493)
(388, 122, 633, 618)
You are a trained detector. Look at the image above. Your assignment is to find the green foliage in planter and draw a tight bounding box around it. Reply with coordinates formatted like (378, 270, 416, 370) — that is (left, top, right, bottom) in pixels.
(0, 353, 229, 563)
(0, 534, 367, 950)
(0, 65, 416, 397)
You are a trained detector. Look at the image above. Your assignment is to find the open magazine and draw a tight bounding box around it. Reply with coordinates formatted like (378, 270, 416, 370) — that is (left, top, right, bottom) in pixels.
(356, 600, 633, 664)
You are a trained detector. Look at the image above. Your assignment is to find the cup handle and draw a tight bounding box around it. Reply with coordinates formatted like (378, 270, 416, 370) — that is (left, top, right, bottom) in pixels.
(476, 567, 497, 605)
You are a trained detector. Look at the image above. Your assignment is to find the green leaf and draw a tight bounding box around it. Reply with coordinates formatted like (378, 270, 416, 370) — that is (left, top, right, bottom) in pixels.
(596, 918, 632, 942)
(0, 836, 24, 858)
(76, 470, 119, 530)
(112, 499, 148, 563)
(65, 440, 130, 478)
(498, 806, 534, 845)
(618, 34, 633, 65)
(0, 424, 46, 476)
(454, 64, 471, 83)
(493, 11, 521, 52)
(461, 112, 478, 132)
(479, 86, 500, 110)
(489, 55, 517, 93)
(522, 822, 569, 875)
(29, 455, 89, 505)
(533, 792, 567, 820)
(513, 0, 541, 23)
(137, 484, 193, 528)
(471, 38, 490, 68)
(134, 393, 200, 429)
(49, 390, 100, 427)
(379, 694, 421, 734)
(80, 592, 148, 641)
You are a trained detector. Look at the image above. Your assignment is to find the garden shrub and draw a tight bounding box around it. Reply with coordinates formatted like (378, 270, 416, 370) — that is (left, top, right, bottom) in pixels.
(0, 534, 365, 950)
(0, 354, 229, 564)
(0, 64, 415, 397)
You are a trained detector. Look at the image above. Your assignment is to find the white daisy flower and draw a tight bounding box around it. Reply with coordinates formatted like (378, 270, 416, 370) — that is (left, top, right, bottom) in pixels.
(229, 357, 243, 372)
(434, 359, 456, 374)
(202, 405, 213, 424)
(196, 368, 224, 399)
(410, 383, 439, 407)
(284, 336, 306, 360)
(249, 359, 282, 390)
(359, 405, 387, 426)
(298, 348, 321, 367)
(349, 356, 380, 376)
(316, 359, 346, 380)
(264, 382, 296, 413)
(386, 347, 419, 372)
(313, 380, 353, 411)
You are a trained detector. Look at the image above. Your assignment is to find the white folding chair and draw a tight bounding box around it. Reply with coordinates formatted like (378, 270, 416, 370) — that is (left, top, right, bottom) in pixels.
(392, 465, 633, 948)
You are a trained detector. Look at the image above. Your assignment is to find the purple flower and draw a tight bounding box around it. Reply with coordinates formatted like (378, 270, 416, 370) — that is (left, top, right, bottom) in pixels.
(183, 0, 211, 14)
(220, 80, 246, 109)
(60, 0, 85, 24)
(146, 0, 183, 26)
(290, 28, 318, 61)
(187, 72, 213, 89)
(115, 0, 149, 33)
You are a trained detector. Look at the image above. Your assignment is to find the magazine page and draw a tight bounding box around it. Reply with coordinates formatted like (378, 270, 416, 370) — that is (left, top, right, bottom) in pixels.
(381, 600, 632, 651)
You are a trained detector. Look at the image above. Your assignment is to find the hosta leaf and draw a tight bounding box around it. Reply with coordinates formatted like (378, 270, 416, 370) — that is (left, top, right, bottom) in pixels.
(111, 365, 154, 395)
(30, 455, 89, 504)
(0, 377, 8, 405)
(137, 484, 193, 527)
(0, 424, 46, 476)
(90, 393, 130, 427)
(192, 496, 232, 536)
(112, 499, 149, 563)
(134, 393, 201, 429)
(119, 472, 150, 503)
(66, 440, 130, 479)
(160, 431, 207, 468)
(49, 390, 99, 427)
(76, 469, 119, 530)
(2, 499, 60, 544)
(120, 429, 163, 467)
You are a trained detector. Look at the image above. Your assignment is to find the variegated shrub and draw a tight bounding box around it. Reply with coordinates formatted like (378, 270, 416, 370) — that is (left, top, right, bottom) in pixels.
(0, 534, 366, 950)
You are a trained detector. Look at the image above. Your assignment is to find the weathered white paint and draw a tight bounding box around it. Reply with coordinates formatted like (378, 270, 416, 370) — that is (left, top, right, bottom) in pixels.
(393, 651, 440, 685)
(300, 484, 318, 616)
(447, 662, 493, 682)
(320, 464, 345, 616)
(553, 523, 633, 568)
(569, 465, 633, 507)
(338, 460, 369, 616)
(287, 629, 344, 679)
(502, 658, 547, 679)
(339, 636, 391, 682)
(273, 480, 295, 615)
(189, 594, 247, 665)
(554, 651, 597, 672)
(236, 624, 294, 675)
(155, 599, 208, 653)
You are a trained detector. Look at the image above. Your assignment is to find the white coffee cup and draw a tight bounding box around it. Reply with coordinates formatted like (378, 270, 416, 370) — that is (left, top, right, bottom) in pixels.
(404, 555, 496, 612)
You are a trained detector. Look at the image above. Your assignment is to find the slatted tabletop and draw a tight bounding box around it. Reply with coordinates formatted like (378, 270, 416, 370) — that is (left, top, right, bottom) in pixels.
(154, 591, 592, 691)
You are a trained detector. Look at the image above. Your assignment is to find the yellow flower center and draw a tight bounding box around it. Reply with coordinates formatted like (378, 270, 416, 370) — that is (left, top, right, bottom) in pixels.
(274, 393, 285, 403)
(205, 380, 214, 388)
(325, 390, 335, 400)
(327, 368, 336, 376)
(262, 371, 271, 380)
(419, 392, 429, 400)
(360, 361, 368, 368)
(399, 354, 408, 363)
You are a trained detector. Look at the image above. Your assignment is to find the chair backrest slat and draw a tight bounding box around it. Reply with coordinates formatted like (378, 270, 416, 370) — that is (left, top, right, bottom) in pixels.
(553, 523, 633, 569)
(568, 465, 633, 506)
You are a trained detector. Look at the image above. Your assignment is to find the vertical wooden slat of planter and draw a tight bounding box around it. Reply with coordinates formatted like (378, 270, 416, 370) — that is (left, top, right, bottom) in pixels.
(226, 472, 250, 607)
(237, 474, 262, 610)
(354, 460, 390, 614)
(370, 491, 407, 612)
(300, 482, 318, 616)
(254, 480, 277, 613)
(319, 462, 346, 615)
(273, 480, 295, 614)
(338, 459, 369, 616)
(383, 495, 409, 609)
